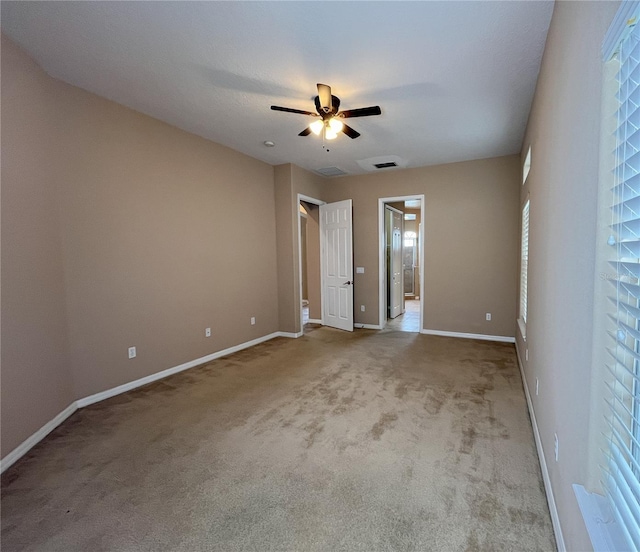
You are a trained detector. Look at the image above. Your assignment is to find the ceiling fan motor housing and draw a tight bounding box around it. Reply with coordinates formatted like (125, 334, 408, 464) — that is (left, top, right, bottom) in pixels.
(315, 95, 341, 117)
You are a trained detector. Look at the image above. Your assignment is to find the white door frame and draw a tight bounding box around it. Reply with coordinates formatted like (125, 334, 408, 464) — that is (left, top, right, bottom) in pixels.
(378, 195, 425, 330)
(297, 194, 325, 331)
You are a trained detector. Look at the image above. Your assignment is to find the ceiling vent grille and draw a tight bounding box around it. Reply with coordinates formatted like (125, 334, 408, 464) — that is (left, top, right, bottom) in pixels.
(356, 155, 407, 172)
(316, 166, 347, 177)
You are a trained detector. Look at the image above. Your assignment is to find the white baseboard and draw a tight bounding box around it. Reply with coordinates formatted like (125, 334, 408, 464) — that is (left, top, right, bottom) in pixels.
(354, 323, 383, 330)
(277, 330, 303, 338)
(307, 318, 322, 324)
(1, 402, 78, 473)
(78, 332, 283, 407)
(3, 331, 289, 472)
(515, 343, 565, 552)
(420, 329, 515, 343)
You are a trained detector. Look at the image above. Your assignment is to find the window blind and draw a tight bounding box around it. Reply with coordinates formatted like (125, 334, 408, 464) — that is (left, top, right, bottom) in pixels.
(607, 18, 640, 551)
(520, 200, 530, 325)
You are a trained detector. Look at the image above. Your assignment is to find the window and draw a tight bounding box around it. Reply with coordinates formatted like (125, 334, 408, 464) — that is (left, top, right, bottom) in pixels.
(519, 199, 530, 334)
(523, 146, 532, 185)
(404, 231, 416, 249)
(604, 9, 640, 549)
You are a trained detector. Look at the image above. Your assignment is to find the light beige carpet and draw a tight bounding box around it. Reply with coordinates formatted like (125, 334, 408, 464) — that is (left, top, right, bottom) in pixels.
(1, 327, 556, 551)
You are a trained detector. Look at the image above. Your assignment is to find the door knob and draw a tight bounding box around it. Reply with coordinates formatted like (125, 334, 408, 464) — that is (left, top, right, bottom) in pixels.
(343, 280, 353, 285)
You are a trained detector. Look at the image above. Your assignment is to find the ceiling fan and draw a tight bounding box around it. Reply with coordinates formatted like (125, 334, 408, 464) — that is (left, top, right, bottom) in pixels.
(271, 83, 381, 140)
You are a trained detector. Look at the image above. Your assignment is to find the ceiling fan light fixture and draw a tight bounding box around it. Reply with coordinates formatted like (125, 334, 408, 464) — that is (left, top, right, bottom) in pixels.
(324, 127, 338, 140)
(328, 118, 343, 133)
(309, 120, 324, 135)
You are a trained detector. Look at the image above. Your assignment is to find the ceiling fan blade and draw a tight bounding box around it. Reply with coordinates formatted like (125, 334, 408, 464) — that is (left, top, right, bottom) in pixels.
(317, 83, 332, 112)
(341, 123, 361, 139)
(298, 127, 312, 136)
(339, 106, 382, 118)
(271, 105, 317, 116)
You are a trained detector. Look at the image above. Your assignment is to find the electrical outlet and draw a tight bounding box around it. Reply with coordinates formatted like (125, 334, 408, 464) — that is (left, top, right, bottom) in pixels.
(356, 267, 365, 274)
(535, 378, 539, 396)
(361, 305, 365, 312)
(485, 313, 491, 321)
(128, 346, 136, 359)
(250, 317, 256, 325)
(554, 433, 559, 462)
(205, 327, 211, 338)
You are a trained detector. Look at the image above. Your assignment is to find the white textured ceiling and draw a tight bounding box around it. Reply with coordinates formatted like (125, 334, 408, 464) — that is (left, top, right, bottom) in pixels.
(1, 1, 554, 176)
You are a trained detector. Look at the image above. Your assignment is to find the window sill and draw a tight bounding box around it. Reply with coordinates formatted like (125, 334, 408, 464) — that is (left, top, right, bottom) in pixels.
(518, 318, 527, 342)
(574, 484, 628, 551)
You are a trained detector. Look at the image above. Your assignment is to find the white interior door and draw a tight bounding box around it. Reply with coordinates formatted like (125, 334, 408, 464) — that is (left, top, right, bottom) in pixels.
(390, 209, 403, 318)
(320, 199, 353, 332)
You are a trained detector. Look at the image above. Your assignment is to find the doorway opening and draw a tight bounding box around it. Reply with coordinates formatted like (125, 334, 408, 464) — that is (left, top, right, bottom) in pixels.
(297, 194, 355, 334)
(298, 196, 323, 330)
(379, 196, 424, 333)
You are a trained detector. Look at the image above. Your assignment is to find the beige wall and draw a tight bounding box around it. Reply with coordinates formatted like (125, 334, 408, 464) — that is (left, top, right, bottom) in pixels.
(324, 156, 520, 337)
(516, 2, 619, 550)
(1, 36, 75, 458)
(2, 36, 279, 454)
(274, 164, 327, 334)
(274, 164, 296, 333)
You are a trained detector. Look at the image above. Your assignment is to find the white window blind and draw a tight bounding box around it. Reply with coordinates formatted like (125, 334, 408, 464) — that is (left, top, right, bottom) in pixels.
(607, 15, 640, 551)
(520, 200, 530, 325)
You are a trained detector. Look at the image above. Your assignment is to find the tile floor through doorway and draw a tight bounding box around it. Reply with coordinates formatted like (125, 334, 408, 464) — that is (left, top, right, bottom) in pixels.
(386, 299, 420, 332)
(302, 299, 420, 332)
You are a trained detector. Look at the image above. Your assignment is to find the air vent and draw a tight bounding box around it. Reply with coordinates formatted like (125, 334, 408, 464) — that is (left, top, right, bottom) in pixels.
(316, 166, 348, 177)
(357, 155, 407, 172)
